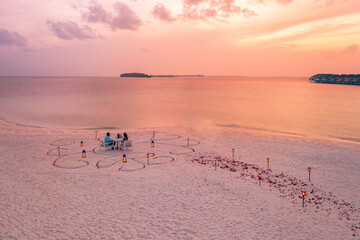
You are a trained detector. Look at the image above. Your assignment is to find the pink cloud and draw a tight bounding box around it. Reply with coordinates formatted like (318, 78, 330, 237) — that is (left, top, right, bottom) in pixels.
(111, 2, 143, 30)
(82, 1, 142, 31)
(182, 0, 256, 20)
(46, 20, 99, 40)
(151, 3, 176, 22)
(204, 8, 218, 18)
(215, 0, 241, 14)
(82, 1, 112, 23)
(0, 29, 27, 46)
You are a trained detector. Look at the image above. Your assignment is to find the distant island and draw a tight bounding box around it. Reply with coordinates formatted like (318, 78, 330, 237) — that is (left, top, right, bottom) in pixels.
(120, 72, 204, 78)
(120, 73, 151, 78)
(309, 74, 360, 85)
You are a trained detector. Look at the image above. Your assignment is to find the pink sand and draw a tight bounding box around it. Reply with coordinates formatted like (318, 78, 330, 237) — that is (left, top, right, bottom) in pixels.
(0, 120, 359, 239)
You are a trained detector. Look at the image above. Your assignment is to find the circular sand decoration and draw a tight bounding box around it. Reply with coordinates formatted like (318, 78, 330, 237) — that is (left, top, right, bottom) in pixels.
(169, 147, 196, 155)
(52, 154, 89, 169)
(129, 153, 156, 163)
(96, 152, 156, 168)
(46, 147, 70, 156)
(118, 161, 146, 172)
(182, 139, 201, 147)
(96, 154, 124, 168)
(148, 156, 175, 165)
(151, 133, 181, 141)
(49, 138, 76, 147)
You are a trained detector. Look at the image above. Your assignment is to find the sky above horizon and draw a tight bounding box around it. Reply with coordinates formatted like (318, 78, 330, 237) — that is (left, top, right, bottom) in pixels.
(0, 0, 359, 76)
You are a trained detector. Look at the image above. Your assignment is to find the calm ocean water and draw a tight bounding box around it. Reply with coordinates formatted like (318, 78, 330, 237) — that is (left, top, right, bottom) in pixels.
(0, 76, 359, 142)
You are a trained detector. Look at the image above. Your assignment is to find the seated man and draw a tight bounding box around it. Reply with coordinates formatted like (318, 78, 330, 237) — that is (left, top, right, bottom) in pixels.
(104, 132, 115, 148)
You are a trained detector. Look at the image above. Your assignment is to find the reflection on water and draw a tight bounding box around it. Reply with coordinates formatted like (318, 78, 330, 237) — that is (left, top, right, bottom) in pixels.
(0, 76, 359, 142)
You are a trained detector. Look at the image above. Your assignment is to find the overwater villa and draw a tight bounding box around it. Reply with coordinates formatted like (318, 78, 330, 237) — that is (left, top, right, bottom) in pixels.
(309, 74, 360, 85)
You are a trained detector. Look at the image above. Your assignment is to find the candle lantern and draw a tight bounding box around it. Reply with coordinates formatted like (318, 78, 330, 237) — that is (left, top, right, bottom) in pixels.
(57, 147, 60, 156)
(267, 158, 270, 168)
(302, 191, 306, 207)
(308, 167, 311, 182)
(95, 131, 98, 140)
(80, 141, 83, 147)
(123, 154, 127, 163)
(214, 157, 217, 171)
(147, 153, 150, 166)
(151, 140, 154, 148)
(232, 148, 235, 157)
(258, 173, 262, 185)
(187, 138, 190, 147)
(82, 150, 86, 158)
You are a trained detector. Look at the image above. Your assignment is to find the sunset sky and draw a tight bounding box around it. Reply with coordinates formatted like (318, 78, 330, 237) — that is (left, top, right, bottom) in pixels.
(1, 0, 359, 76)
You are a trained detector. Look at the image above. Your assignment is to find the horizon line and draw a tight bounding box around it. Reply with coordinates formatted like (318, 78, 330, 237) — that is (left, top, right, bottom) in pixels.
(0, 74, 311, 78)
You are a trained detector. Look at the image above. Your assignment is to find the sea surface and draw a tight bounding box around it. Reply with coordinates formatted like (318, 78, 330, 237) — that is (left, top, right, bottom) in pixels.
(0, 76, 359, 143)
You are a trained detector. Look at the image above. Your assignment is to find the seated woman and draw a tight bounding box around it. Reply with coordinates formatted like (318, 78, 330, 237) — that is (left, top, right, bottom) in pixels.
(104, 132, 115, 147)
(123, 132, 128, 141)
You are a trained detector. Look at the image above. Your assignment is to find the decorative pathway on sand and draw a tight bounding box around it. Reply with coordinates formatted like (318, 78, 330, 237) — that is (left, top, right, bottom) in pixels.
(191, 152, 360, 237)
(46, 132, 199, 171)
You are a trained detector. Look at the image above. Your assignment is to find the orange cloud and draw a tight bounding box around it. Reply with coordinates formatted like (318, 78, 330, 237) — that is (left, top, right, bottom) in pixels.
(322, 44, 359, 59)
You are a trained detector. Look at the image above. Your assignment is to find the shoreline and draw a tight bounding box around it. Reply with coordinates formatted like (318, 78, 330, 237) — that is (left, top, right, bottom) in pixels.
(2, 117, 359, 146)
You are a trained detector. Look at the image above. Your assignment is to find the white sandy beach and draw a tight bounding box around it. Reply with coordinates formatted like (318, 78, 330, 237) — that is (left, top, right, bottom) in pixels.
(0, 119, 359, 239)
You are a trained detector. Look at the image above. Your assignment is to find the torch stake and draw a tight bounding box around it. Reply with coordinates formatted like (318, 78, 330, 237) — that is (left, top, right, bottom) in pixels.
(302, 196, 305, 207)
